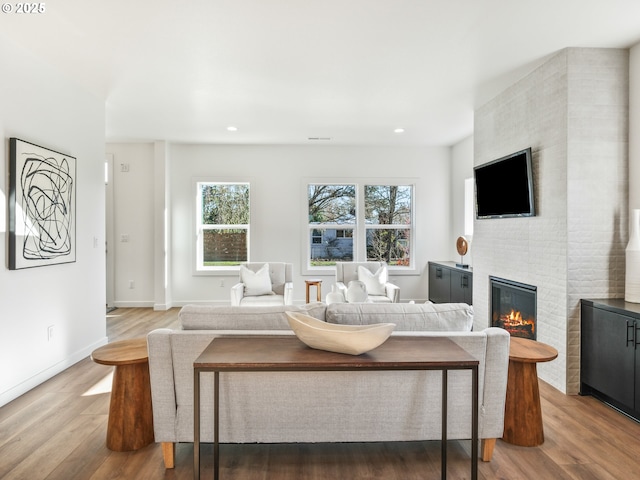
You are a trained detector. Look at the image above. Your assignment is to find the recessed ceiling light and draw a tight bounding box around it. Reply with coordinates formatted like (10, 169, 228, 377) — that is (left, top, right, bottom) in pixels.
(394, 128, 405, 134)
(227, 126, 238, 132)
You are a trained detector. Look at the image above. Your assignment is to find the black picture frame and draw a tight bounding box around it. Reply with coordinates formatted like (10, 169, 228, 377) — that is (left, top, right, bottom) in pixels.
(8, 138, 76, 270)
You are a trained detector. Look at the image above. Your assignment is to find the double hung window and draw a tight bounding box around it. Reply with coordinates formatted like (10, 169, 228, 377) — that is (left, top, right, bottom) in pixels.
(308, 184, 356, 266)
(196, 182, 250, 271)
(306, 182, 413, 269)
(364, 185, 412, 266)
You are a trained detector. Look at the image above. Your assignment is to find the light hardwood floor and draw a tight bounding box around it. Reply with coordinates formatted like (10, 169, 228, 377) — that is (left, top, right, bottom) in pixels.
(1, 307, 639, 479)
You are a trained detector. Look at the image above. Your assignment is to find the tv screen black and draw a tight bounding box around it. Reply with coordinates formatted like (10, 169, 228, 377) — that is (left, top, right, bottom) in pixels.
(474, 148, 534, 219)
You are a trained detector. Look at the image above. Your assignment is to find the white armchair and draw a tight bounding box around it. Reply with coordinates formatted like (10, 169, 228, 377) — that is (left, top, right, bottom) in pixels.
(334, 261, 400, 303)
(230, 262, 294, 306)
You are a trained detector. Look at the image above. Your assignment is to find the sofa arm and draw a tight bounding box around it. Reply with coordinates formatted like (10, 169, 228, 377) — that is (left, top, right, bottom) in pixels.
(479, 327, 511, 439)
(284, 281, 294, 305)
(147, 329, 177, 442)
(335, 282, 348, 296)
(230, 282, 244, 306)
(385, 282, 400, 303)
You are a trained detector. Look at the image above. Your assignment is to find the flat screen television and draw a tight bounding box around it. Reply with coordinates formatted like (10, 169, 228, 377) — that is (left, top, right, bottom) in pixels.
(474, 147, 535, 219)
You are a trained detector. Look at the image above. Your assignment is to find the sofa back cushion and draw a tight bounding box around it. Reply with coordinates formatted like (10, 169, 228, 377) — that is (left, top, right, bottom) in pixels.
(179, 303, 326, 330)
(326, 302, 473, 331)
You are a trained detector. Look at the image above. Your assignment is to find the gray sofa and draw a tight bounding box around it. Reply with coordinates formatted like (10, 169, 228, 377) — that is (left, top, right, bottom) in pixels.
(147, 302, 510, 468)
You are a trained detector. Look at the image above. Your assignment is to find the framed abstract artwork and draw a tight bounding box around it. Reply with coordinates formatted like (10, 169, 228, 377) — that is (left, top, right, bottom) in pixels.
(8, 138, 76, 270)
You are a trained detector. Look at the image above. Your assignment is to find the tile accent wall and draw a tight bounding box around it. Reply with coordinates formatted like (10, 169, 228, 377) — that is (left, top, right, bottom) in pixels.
(473, 48, 629, 394)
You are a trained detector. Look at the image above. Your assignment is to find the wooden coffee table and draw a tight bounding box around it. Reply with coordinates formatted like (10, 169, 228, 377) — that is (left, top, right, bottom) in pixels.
(91, 337, 154, 451)
(502, 337, 558, 447)
(193, 335, 479, 480)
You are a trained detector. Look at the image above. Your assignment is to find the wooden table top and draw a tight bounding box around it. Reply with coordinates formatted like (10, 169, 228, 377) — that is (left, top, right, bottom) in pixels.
(194, 335, 478, 371)
(91, 337, 148, 366)
(508, 337, 558, 364)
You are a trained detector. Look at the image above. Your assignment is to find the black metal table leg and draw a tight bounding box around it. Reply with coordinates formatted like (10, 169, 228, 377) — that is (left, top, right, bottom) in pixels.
(194, 369, 200, 480)
(214, 371, 219, 480)
(442, 369, 448, 480)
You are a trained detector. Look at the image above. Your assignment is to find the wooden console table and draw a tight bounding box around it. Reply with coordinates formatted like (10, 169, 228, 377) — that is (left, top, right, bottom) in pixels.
(502, 337, 558, 446)
(91, 337, 154, 451)
(193, 335, 479, 480)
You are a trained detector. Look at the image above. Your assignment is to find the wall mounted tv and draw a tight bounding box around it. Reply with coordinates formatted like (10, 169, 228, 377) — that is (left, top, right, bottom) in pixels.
(474, 147, 535, 219)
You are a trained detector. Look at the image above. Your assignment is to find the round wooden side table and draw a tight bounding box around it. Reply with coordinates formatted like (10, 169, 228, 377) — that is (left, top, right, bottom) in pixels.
(305, 279, 322, 303)
(91, 337, 154, 451)
(502, 337, 558, 447)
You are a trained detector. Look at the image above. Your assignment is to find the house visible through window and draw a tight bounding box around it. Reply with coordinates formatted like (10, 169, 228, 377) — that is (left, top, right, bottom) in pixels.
(196, 182, 250, 270)
(308, 184, 356, 266)
(306, 183, 413, 268)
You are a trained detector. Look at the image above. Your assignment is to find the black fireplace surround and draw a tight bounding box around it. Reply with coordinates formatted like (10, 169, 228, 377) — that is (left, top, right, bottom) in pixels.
(490, 276, 537, 340)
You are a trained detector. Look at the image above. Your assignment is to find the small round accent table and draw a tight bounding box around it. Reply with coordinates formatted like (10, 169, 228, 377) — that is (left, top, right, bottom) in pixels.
(502, 337, 558, 447)
(305, 279, 322, 303)
(91, 337, 154, 451)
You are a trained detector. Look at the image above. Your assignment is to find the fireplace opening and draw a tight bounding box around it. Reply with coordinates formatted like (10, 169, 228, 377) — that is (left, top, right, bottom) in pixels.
(490, 277, 537, 340)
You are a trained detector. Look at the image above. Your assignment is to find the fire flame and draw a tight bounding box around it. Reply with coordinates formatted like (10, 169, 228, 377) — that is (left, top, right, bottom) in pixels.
(501, 309, 535, 334)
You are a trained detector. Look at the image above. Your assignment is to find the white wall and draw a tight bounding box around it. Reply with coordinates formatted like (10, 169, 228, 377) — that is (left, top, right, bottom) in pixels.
(473, 48, 628, 394)
(450, 135, 474, 262)
(630, 43, 640, 212)
(106, 143, 156, 307)
(0, 38, 107, 406)
(106, 143, 454, 306)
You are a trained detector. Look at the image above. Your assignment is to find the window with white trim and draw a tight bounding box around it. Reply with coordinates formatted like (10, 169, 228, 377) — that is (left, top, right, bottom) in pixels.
(308, 184, 356, 266)
(306, 183, 413, 269)
(196, 182, 249, 270)
(364, 185, 412, 267)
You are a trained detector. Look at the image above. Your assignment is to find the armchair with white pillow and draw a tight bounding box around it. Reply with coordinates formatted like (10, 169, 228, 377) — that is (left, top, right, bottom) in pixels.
(230, 262, 294, 306)
(334, 261, 400, 303)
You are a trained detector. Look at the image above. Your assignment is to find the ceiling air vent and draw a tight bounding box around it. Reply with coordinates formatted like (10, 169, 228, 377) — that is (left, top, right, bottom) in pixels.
(308, 137, 332, 141)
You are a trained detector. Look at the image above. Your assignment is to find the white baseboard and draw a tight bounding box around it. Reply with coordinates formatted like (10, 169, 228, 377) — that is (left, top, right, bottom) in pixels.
(170, 300, 230, 307)
(113, 301, 155, 308)
(0, 336, 108, 408)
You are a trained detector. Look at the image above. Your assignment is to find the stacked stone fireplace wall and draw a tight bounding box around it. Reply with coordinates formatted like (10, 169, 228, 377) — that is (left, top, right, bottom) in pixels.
(473, 48, 628, 394)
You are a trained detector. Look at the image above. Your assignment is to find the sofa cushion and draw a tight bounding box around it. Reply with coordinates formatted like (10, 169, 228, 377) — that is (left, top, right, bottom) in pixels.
(357, 265, 387, 295)
(325, 302, 473, 331)
(179, 303, 326, 330)
(240, 263, 273, 296)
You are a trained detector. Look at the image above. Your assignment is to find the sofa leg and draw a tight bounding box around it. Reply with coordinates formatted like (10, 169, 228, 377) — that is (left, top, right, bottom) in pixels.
(481, 438, 496, 462)
(162, 442, 175, 468)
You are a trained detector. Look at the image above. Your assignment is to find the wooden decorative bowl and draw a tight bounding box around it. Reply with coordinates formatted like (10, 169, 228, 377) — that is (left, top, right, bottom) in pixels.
(285, 311, 395, 355)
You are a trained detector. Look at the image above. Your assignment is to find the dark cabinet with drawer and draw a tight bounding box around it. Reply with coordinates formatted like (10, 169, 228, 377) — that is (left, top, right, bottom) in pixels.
(428, 261, 472, 304)
(580, 299, 640, 421)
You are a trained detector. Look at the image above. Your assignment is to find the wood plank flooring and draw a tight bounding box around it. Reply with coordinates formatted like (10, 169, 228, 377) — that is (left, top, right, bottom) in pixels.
(1, 307, 639, 479)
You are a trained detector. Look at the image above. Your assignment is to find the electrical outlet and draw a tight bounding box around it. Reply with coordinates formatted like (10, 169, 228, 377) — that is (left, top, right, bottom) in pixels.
(220, 279, 225, 287)
(47, 325, 55, 342)
(129, 280, 135, 289)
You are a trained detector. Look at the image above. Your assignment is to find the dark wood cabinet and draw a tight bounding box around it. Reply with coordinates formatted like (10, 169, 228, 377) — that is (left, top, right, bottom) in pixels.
(580, 299, 640, 421)
(428, 261, 472, 304)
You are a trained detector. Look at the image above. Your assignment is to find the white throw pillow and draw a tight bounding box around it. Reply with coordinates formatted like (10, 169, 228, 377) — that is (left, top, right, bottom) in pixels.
(241, 264, 273, 296)
(357, 265, 387, 296)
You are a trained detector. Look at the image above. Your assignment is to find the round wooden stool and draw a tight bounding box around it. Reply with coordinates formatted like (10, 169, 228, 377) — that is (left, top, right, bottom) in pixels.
(502, 337, 558, 447)
(91, 337, 154, 451)
(305, 279, 322, 303)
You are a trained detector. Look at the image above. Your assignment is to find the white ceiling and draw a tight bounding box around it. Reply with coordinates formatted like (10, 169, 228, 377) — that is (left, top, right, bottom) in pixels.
(2, 0, 640, 146)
